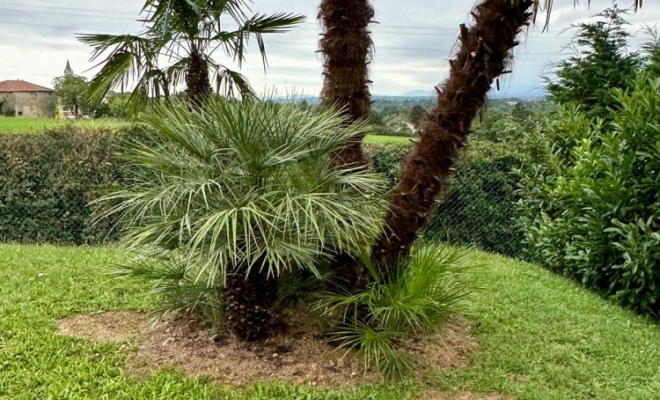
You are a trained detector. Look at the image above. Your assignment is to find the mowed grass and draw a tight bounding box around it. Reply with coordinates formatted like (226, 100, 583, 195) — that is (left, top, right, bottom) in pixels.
(0, 116, 126, 134)
(364, 134, 412, 144)
(1, 245, 660, 399)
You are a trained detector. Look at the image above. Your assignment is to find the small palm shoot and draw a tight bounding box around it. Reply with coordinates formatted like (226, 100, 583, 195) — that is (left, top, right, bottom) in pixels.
(98, 98, 387, 341)
(316, 244, 472, 379)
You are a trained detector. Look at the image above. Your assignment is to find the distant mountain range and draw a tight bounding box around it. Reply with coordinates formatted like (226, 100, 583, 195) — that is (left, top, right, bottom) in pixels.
(400, 90, 435, 98)
(271, 88, 545, 103)
(399, 88, 545, 99)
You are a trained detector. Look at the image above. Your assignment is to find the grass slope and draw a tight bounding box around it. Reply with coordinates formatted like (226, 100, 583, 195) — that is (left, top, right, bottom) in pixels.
(1, 245, 659, 399)
(0, 116, 125, 134)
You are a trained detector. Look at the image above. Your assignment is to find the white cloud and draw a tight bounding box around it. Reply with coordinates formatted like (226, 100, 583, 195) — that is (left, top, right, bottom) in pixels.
(0, 0, 658, 96)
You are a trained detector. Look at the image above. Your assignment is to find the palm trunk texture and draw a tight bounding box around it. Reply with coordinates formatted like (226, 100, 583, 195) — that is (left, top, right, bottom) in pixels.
(372, 0, 534, 275)
(186, 49, 213, 107)
(224, 266, 280, 341)
(319, 0, 374, 166)
(319, 0, 375, 291)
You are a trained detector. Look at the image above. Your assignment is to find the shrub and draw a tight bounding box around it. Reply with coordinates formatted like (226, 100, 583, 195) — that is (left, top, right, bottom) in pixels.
(315, 244, 471, 379)
(517, 76, 660, 315)
(0, 125, 132, 244)
(366, 141, 524, 257)
(544, 6, 641, 120)
(104, 98, 387, 340)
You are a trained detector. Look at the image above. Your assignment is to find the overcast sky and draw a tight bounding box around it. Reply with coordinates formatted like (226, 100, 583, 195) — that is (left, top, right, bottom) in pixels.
(1, 0, 659, 97)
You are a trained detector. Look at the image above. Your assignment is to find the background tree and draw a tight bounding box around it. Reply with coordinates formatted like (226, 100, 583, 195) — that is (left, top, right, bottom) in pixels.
(53, 74, 92, 117)
(409, 104, 425, 127)
(318, 0, 374, 166)
(79, 0, 304, 112)
(545, 6, 640, 119)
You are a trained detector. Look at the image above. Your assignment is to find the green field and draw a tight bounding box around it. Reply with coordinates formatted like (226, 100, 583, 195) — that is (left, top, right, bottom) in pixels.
(1, 244, 659, 399)
(0, 116, 125, 134)
(0, 118, 412, 145)
(364, 134, 412, 144)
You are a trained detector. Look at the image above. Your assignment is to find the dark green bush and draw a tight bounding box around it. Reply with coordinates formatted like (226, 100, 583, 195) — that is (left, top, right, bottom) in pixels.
(517, 77, 660, 315)
(365, 141, 524, 257)
(0, 125, 142, 244)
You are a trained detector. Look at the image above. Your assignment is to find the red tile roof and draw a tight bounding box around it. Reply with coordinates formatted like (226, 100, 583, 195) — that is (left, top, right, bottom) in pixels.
(0, 80, 53, 93)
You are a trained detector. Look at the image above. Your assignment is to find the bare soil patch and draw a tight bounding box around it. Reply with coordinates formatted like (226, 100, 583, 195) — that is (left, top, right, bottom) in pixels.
(57, 311, 148, 343)
(418, 391, 514, 400)
(406, 316, 478, 371)
(57, 310, 479, 388)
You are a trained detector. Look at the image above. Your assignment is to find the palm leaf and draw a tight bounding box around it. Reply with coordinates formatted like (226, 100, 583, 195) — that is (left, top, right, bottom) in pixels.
(214, 66, 257, 99)
(532, 1, 644, 30)
(79, 34, 161, 103)
(98, 98, 387, 284)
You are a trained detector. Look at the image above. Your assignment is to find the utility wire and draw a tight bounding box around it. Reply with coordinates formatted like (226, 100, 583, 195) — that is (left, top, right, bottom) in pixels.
(0, 1, 591, 36)
(0, 19, 568, 56)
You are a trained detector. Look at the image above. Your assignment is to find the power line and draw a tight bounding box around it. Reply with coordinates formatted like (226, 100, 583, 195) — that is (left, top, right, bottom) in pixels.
(0, 19, 567, 56)
(0, 8, 138, 21)
(0, 1, 137, 16)
(0, 1, 584, 37)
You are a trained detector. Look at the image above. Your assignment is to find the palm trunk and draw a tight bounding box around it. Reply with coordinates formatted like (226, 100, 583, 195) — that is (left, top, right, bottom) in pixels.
(186, 48, 212, 107)
(223, 266, 279, 341)
(372, 0, 534, 276)
(319, 0, 374, 166)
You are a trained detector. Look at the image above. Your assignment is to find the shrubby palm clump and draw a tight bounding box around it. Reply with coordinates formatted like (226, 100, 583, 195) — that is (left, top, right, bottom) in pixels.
(101, 98, 387, 340)
(518, 76, 660, 314)
(316, 244, 471, 379)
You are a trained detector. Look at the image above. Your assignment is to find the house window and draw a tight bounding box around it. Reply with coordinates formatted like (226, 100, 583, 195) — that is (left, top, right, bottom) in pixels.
(17, 111, 23, 116)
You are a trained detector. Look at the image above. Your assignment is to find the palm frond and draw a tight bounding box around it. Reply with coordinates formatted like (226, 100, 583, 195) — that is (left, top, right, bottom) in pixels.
(233, 13, 306, 68)
(78, 33, 161, 103)
(315, 244, 474, 380)
(532, 0, 644, 30)
(214, 66, 257, 99)
(97, 98, 388, 286)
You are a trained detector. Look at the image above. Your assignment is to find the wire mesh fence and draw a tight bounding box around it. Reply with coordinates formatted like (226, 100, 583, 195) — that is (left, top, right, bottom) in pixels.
(0, 128, 524, 258)
(424, 158, 524, 258)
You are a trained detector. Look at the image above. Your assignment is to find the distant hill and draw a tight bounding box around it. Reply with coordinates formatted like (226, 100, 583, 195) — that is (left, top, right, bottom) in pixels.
(401, 90, 435, 98)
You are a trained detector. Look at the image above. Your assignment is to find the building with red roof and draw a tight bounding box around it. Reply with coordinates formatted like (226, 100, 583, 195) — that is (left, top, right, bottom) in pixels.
(0, 80, 54, 117)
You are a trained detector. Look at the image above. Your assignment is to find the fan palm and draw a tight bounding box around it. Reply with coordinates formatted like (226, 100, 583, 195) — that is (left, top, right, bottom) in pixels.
(372, 0, 644, 277)
(78, 0, 304, 112)
(99, 98, 387, 340)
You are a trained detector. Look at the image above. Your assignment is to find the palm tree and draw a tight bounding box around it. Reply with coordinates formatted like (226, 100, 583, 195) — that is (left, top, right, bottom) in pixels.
(318, 0, 375, 291)
(318, 0, 374, 166)
(101, 99, 386, 340)
(79, 0, 304, 112)
(371, 0, 644, 277)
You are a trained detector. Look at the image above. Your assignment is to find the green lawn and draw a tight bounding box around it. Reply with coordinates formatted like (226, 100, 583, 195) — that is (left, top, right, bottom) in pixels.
(0, 116, 126, 134)
(364, 134, 412, 144)
(1, 245, 659, 399)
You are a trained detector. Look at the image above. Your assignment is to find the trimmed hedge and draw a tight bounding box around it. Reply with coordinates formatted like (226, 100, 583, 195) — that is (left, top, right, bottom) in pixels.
(0, 125, 136, 244)
(0, 126, 523, 254)
(365, 141, 524, 257)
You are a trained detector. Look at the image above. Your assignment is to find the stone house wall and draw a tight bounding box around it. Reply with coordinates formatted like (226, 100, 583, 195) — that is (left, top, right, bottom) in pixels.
(0, 92, 53, 117)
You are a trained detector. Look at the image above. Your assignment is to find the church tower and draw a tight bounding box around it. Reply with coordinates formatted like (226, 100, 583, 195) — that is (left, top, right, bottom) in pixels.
(64, 60, 73, 76)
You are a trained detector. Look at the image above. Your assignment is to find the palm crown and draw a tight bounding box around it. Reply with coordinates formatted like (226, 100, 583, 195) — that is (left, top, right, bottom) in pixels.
(100, 99, 387, 284)
(79, 0, 304, 112)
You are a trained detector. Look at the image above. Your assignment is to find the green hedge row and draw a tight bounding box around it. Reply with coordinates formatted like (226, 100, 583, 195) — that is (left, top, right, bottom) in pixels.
(0, 127, 523, 256)
(366, 142, 524, 257)
(0, 125, 141, 244)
